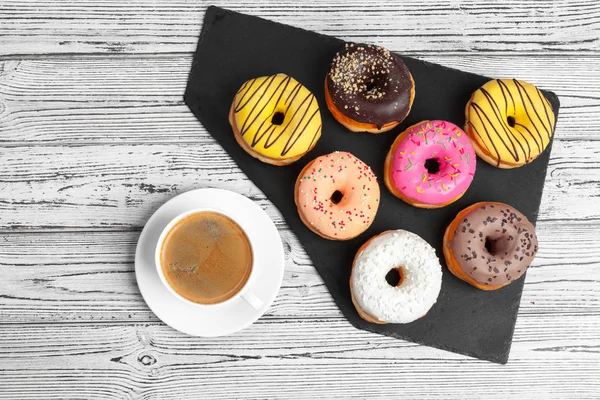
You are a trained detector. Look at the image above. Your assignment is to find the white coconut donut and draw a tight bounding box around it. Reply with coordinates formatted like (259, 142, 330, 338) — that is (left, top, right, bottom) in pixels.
(350, 230, 443, 324)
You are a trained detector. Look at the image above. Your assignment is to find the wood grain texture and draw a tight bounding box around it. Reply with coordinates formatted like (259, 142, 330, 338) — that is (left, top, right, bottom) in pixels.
(0, 319, 598, 400)
(0, 140, 598, 231)
(1, 0, 599, 56)
(0, 223, 598, 323)
(1, 55, 599, 143)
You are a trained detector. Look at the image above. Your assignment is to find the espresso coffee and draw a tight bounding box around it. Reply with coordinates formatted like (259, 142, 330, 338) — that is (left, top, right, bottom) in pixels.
(159, 211, 253, 304)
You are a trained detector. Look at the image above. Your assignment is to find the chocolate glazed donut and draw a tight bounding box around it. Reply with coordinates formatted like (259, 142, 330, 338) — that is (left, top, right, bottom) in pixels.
(443, 202, 538, 291)
(325, 43, 415, 134)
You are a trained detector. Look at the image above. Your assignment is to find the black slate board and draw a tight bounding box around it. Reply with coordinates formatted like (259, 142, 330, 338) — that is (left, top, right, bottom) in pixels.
(184, 6, 560, 364)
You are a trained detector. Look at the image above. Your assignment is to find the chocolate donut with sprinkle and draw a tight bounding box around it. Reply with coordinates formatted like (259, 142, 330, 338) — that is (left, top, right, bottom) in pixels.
(443, 202, 538, 290)
(325, 43, 415, 134)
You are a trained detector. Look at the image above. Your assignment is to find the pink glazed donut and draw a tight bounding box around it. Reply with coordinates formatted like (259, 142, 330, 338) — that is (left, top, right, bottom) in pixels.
(384, 120, 476, 208)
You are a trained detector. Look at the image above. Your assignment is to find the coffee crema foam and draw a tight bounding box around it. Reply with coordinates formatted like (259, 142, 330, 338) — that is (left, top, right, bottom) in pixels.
(160, 211, 253, 304)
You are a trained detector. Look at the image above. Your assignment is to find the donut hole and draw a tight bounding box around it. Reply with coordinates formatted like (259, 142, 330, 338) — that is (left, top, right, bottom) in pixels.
(485, 236, 510, 256)
(484, 237, 496, 255)
(506, 116, 516, 127)
(385, 267, 405, 287)
(363, 80, 385, 98)
(365, 83, 377, 93)
(271, 111, 285, 126)
(330, 190, 343, 205)
(424, 158, 441, 174)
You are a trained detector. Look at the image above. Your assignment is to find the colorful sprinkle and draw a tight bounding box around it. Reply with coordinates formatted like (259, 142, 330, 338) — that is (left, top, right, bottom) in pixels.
(297, 151, 378, 239)
(389, 120, 476, 205)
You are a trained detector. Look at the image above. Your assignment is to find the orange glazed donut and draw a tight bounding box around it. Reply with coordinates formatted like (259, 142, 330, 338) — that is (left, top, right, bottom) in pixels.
(294, 151, 380, 240)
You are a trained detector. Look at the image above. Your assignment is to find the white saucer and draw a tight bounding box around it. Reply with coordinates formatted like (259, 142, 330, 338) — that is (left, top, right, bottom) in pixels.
(135, 188, 285, 337)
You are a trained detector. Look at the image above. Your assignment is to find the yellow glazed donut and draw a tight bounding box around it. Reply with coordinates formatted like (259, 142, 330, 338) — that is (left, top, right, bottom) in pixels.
(465, 79, 556, 169)
(229, 73, 322, 166)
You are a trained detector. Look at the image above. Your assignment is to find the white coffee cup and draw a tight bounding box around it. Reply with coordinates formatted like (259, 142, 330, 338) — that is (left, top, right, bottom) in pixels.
(155, 207, 263, 309)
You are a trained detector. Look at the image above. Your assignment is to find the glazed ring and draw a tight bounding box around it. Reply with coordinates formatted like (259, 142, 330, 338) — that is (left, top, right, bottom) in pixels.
(465, 78, 556, 169)
(384, 120, 476, 208)
(443, 202, 538, 291)
(294, 151, 379, 240)
(325, 43, 415, 134)
(229, 73, 322, 166)
(350, 230, 443, 324)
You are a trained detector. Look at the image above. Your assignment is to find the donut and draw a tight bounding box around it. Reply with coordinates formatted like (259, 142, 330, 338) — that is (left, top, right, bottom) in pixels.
(465, 79, 556, 169)
(350, 230, 443, 324)
(294, 151, 379, 240)
(443, 202, 538, 291)
(229, 73, 322, 166)
(384, 120, 476, 209)
(325, 43, 415, 134)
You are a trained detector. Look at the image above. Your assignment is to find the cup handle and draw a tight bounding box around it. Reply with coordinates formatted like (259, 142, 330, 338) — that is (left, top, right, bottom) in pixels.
(241, 291, 263, 310)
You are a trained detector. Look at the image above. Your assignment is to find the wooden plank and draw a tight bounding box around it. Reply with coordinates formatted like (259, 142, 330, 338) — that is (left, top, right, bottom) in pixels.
(0, 318, 598, 399)
(1, 55, 599, 143)
(0, 221, 598, 323)
(1, 1, 599, 56)
(0, 140, 598, 231)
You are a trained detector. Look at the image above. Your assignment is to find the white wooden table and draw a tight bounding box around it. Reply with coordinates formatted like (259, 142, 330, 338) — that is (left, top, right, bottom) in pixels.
(1, 1, 599, 398)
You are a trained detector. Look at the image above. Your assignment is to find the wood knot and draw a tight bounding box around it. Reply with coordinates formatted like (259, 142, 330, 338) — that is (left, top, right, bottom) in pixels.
(138, 353, 157, 366)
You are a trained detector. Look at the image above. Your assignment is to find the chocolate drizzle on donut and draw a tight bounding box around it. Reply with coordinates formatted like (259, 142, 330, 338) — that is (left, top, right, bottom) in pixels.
(233, 74, 321, 157)
(450, 203, 538, 286)
(466, 79, 555, 166)
(326, 43, 414, 128)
